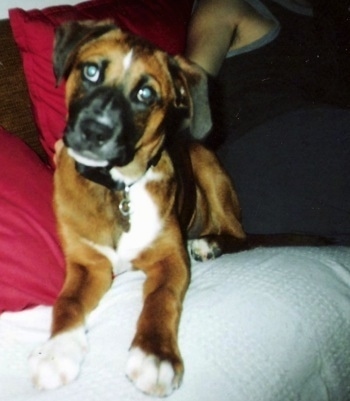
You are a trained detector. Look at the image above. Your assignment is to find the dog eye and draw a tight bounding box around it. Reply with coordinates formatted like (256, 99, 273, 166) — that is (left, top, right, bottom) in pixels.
(82, 63, 101, 83)
(136, 86, 156, 105)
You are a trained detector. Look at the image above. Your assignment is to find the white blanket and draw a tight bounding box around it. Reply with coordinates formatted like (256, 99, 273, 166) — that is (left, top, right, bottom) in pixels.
(1, 246, 350, 401)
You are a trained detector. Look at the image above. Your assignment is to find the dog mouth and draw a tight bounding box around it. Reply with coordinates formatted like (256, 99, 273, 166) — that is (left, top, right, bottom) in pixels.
(64, 110, 137, 169)
(64, 129, 135, 168)
(67, 148, 109, 167)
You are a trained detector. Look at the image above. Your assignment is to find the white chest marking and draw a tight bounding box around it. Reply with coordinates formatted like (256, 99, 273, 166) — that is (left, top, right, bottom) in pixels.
(83, 169, 163, 275)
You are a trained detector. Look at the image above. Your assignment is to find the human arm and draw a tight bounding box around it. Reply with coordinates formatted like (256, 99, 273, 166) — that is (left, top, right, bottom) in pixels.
(185, 0, 239, 76)
(185, 0, 277, 76)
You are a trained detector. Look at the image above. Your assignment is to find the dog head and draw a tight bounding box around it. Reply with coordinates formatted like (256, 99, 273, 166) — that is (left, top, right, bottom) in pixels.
(53, 21, 212, 182)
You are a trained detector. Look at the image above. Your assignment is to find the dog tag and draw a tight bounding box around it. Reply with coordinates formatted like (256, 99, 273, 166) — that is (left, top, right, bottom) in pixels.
(119, 186, 132, 217)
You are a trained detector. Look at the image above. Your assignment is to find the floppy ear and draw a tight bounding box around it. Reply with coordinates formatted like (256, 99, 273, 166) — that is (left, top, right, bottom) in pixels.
(170, 55, 212, 140)
(53, 20, 116, 84)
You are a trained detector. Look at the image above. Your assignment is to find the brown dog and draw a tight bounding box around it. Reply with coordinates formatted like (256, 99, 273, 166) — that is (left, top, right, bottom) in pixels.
(29, 21, 248, 396)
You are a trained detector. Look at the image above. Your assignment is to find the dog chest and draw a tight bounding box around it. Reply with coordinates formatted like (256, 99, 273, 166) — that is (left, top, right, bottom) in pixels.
(84, 171, 164, 276)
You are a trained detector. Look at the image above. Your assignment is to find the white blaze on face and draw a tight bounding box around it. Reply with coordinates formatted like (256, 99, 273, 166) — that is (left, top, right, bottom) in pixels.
(123, 49, 133, 72)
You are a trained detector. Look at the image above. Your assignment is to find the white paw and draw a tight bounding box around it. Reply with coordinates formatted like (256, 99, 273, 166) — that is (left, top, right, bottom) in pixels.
(126, 347, 182, 397)
(29, 327, 88, 390)
(189, 238, 222, 261)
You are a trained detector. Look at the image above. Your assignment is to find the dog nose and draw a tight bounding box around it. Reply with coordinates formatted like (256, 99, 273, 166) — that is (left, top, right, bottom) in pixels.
(79, 118, 116, 146)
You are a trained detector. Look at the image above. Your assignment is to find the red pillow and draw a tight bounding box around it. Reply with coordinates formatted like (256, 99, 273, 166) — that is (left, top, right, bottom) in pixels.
(0, 128, 65, 312)
(9, 0, 194, 166)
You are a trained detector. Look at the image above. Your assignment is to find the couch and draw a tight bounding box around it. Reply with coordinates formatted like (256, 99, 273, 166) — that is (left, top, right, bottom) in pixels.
(0, 1, 350, 400)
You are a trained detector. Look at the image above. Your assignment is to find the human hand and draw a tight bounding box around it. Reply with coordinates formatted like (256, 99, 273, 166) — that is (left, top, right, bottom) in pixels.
(53, 139, 64, 166)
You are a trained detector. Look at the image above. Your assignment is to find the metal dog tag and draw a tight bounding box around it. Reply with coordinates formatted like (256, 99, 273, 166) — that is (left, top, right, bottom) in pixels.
(119, 186, 132, 217)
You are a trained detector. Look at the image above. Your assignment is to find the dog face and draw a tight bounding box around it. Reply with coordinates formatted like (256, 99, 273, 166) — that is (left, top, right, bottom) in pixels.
(54, 21, 212, 180)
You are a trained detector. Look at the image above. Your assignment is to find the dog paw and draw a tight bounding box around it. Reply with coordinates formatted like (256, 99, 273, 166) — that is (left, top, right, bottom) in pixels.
(126, 347, 182, 397)
(29, 328, 88, 390)
(189, 238, 222, 261)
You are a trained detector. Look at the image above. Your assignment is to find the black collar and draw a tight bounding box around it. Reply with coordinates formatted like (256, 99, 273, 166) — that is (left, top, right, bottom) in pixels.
(75, 147, 164, 191)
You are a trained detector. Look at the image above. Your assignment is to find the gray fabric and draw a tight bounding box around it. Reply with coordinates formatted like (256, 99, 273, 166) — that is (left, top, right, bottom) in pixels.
(227, 0, 280, 58)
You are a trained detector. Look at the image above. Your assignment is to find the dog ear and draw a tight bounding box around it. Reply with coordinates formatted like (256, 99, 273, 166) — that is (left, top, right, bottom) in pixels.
(53, 20, 116, 85)
(170, 55, 212, 140)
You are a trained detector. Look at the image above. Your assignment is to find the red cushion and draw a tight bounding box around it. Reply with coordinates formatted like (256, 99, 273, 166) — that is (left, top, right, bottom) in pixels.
(0, 128, 65, 312)
(9, 0, 194, 166)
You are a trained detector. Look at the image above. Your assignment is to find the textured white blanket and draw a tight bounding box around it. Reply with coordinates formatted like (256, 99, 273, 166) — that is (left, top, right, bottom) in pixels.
(1, 246, 350, 401)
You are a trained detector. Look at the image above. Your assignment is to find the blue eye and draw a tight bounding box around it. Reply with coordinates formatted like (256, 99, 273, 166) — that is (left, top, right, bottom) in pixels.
(136, 86, 156, 104)
(83, 64, 100, 83)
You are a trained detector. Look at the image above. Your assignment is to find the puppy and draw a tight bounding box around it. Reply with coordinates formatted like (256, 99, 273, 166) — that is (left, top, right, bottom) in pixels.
(29, 21, 248, 397)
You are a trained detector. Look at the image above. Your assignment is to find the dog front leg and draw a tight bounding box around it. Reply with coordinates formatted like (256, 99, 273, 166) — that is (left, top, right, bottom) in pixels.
(29, 251, 112, 390)
(126, 249, 190, 397)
